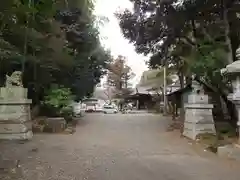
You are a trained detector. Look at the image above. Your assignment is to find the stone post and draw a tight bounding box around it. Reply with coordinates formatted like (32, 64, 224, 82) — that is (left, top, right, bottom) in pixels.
(222, 47, 240, 144)
(136, 100, 139, 110)
(0, 84, 32, 140)
(227, 77, 240, 143)
(183, 80, 216, 140)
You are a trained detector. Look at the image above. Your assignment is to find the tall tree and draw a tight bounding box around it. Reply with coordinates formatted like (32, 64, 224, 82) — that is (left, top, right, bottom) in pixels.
(117, 0, 240, 127)
(0, 0, 111, 105)
(108, 55, 135, 92)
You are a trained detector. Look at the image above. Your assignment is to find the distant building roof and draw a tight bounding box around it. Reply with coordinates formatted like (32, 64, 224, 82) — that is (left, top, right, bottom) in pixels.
(131, 87, 150, 95)
(136, 68, 178, 91)
(166, 85, 191, 97)
(92, 86, 116, 100)
(137, 69, 164, 88)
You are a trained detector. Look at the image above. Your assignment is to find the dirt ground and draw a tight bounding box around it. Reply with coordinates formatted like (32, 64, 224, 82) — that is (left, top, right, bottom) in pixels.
(1, 113, 240, 180)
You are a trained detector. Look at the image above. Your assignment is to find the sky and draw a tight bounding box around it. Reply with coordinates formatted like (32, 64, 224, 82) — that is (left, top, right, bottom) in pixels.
(94, 0, 149, 87)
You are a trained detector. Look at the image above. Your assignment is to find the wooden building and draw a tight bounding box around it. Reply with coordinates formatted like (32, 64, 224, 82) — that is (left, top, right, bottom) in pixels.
(166, 80, 230, 124)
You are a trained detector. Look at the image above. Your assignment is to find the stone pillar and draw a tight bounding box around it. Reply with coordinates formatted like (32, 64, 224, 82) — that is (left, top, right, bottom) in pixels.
(221, 47, 240, 144)
(136, 100, 139, 110)
(227, 93, 240, 143)
(0, 87, 32, 140)
(183, 82, 216, 140)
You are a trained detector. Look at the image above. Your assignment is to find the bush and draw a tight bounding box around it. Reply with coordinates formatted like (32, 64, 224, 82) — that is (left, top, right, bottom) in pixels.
(42, 85, 75, 122)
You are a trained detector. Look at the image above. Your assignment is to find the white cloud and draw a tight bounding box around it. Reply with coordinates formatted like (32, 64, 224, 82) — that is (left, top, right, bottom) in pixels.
(94, 0, 148, 86)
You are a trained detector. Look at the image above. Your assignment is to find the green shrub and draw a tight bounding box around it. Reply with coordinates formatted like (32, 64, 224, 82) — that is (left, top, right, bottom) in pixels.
(42, 85, 75, 121)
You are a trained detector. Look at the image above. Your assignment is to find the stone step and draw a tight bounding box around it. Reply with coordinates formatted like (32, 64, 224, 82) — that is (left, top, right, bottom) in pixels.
(218, 144, 240, 160)
(0, 122, 32, 133)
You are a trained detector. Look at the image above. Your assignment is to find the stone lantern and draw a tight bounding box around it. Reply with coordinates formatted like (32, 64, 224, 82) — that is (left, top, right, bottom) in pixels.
(183, 77, 216, 140)
(0, 71, 32, 140)
(222, 47, 240, 142)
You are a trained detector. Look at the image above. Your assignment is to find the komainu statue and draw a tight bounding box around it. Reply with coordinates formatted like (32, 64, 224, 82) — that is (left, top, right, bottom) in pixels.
(5, 71, 23, 87)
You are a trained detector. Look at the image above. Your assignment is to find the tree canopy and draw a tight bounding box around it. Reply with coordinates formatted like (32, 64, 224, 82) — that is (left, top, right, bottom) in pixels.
(107, 55, 135, 98)
(0, 0, 111, 104)
(117, 0, 239, 68)
(117, 0, 240, 126)
(117, 0, 240, 88)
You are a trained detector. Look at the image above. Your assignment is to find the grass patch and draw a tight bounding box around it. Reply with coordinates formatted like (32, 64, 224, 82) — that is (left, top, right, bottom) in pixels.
(195, 123, 238, 153)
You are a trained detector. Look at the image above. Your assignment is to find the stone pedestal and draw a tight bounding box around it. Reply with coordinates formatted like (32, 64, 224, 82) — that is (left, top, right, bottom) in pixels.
(0, 87, 32, 140)
(44, 117, 66, 133)
(227, 93, 240, 144)
(183, 94, 216, 140)
(221, 46, 240, 145)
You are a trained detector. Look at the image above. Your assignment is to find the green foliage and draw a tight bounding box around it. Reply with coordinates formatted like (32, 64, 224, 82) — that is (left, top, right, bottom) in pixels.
(183, 38, 227, 75)
(0, 0, 111, 107)
(117, 0, 240, 86)
(42, 85, 74, 117)
(43, 86, 73, 109)
(117, 0, 240, 129)
(117, 0, 240, 64)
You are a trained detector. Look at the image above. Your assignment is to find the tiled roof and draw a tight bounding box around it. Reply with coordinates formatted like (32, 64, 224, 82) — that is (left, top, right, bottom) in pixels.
(136, 69, 178, 91)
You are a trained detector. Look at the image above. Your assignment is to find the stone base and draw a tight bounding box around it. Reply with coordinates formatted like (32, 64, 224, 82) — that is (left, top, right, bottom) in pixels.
(218, 144, 240, 160)
(0, 87, 27, 100)
(188, 94, 208, 104)
(44, 117, 66, 133)
(183, 103, 216, 140)
(183, 123, 216, 140)
(0, 98, 32, 140)
(0, 122, 32, 133)
(0, 131, 33, 140)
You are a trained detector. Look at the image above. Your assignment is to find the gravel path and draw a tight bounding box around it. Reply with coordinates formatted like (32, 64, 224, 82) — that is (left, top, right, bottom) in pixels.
(1, 113, 240, 180)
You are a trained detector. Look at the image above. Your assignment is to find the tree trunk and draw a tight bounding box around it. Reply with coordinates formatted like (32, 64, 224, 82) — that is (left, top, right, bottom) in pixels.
(214, 87, 237, 132)
(222, 0, 234, 64)
(195, 77, 238, 132)
(178, 70, 185, 122)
